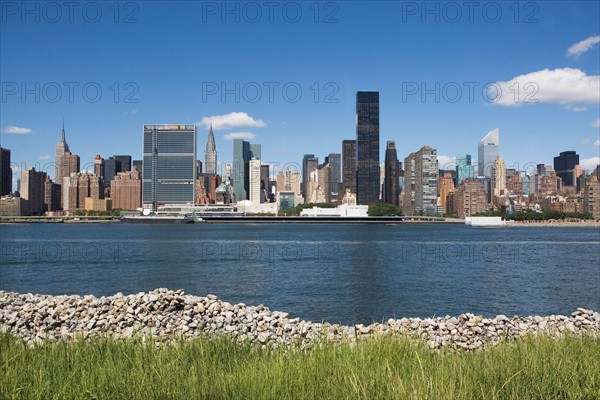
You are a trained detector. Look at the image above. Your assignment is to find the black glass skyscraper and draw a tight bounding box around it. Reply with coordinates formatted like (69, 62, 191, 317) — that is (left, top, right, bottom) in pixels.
(356, 91, 379, 205)
(384, 141, 399, 205)
(0, 147, 11, 196)
(342, 140, 356, 193)
(553, 151, 579, 187)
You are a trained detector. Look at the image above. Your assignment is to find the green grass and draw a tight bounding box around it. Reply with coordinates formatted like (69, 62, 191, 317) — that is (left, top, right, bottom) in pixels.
(1, 333, 599, 400)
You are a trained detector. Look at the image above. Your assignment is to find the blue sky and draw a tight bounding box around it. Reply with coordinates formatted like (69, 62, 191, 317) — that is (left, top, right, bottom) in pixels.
(1, 1, 599, 183)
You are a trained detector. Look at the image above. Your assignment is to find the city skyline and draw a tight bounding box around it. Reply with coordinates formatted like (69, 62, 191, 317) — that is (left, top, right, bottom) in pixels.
(2, 2, 599, 181)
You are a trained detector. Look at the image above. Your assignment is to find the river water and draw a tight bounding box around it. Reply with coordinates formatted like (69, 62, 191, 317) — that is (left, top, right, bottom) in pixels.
(1, 223, 598, 325)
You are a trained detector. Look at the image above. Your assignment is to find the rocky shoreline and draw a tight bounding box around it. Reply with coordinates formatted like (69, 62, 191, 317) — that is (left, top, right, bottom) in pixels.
(1, 289, 598, 350)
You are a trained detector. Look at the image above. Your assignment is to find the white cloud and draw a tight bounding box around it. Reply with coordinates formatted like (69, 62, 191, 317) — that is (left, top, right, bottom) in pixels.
(592, 119, 600, 128)
(564, 105, 588, 112)
(223, 132, 256, 140)
(581, 137, 600, 145)
(490, 68, 599, 106)
(38, 154, 50, 160)
(1, 125, 32, 134)
(580, 157, 600, 171)
(198, 112, 266, 130)
(567, 35, 600, 58)
(438, 155, 456, 170)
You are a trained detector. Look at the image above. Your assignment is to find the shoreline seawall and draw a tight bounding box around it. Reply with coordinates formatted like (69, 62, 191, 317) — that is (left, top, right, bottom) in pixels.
(1, 289, 598, 350)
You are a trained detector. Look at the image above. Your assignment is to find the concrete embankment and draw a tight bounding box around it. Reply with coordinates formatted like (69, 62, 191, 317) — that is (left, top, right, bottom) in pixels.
(1, 289, 598, 350)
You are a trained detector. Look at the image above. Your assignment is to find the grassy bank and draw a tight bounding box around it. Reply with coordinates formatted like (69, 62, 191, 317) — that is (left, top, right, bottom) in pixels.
(1, 333, 599, 400)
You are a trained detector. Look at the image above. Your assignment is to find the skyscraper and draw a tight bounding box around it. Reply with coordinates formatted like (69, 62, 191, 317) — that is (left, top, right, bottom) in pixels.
(325, 153, 341, 203)
(356, 91, 380, 205)
(0, 147, 11, 196)
(142, 124, 197, 209)
(54, 120, 70, 184)
(553, 151, 579, 187)
(477, 128, 499, 177)
(403, 146, 439, 216)
(383, 141, 399, 205)
(102, 157, 122, 188)
(53, 122, 80, 209)
(205, 123, 217, 175)
(113, 155, 132, 173)
(342, 140, 356, 194)
(132, 160, 143, 178)
(232, 139, 260, 202)
(260, 164, 270, 203)
(491, 156, 507, 197)
(302, 154, 318, 203)
(248, 158, 262, 204)
(20, 167, 47, 215)
(44, 177, 61, 212)
(456, 154, 475, 185)
(438, 171, 455, 214)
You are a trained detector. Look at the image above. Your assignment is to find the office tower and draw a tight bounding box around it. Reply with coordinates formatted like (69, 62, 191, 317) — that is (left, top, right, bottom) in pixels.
(113, 155, 132, 173)
(324, 153, 341, 203)
(205, 123, 217, 175)
(44, 177, 61, 212)
(142, 124, 197, 209)
(456, 154, 475, 185)
(232, 139, 260, 202)
(94, 155, 104, 177)
(342, 140, 357, 194)
(302, 154, 318, 202)
(102, 157, 122, 187)
(287, 170, 301, 196)
(276, 171, 285, 193)
(0, 147, 11, 196)
(356, 91, 380, 204)
(383, 141, 400, 205)
(491, 156, 507, 197)
(593, 165, 600, 180)
(403, 146, 439, 216)
(196, 160, 203, 176)
(260, 164, 269, 203)
(447, 178, 489, 219)
(553, 151, 579, 187)
(316, 163, 331, 203)
(63, 172, 104, 214)
(477, 128, 499, 177)
(111, 169, 141, 210)
(54, 121, 70, 184)
(53, 122, 80, 209)
(132, 160, 142, 178)
(20, 167, 47, 215)
(438, 171, 455, 214)
(584, 175, 600, 219)
(520, 171, 530, 196)
(61, 152, 80, 182)
(248, 158, 262, 204)
(540, 171, 562, 195)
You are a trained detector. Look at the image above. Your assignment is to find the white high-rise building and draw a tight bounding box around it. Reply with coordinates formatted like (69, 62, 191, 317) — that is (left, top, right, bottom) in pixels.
(478, 128, 499, 177)
(249, 158, 262, 204)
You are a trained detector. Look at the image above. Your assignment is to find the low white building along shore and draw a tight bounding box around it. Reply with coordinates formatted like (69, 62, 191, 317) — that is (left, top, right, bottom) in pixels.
(300, 204, 369, 217)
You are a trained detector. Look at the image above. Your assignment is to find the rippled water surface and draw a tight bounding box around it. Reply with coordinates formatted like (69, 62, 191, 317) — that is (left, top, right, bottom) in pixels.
(1, 223, 598, 324)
